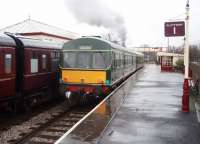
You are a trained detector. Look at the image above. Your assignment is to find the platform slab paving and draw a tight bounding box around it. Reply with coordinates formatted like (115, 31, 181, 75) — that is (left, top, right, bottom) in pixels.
(99, 64, 200, 144)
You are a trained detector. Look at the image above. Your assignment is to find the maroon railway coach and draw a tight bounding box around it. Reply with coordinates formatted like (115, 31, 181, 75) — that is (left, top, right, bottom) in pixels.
(0, 33, 62, 111)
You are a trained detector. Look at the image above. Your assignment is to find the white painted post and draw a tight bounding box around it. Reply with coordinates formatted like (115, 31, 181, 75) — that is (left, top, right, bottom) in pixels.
(182, 0, 190, 112)
(184, 1, 190, 79)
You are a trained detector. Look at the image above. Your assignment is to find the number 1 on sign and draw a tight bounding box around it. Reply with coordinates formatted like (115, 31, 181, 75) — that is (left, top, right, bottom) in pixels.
(173, 27, 176, 35)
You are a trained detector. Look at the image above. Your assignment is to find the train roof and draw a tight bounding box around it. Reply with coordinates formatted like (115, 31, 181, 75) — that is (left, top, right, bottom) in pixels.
(17, 36, 63, 49)
(0, 33, 63, 49)
(0, 33, 16, 46)
(62, 37, 136, 54)
(134, 51, 144, 57)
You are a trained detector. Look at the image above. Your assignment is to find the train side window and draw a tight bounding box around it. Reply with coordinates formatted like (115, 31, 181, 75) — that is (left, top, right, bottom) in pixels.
(42, 54, 47, 70)
(115, 53, 117, 68)
(132, 56, 134, 64)
(113, 53, 116, 70)
(30, 52, 38, 73)
(124, 55, 126, 66)
(123, 55, 125, 66)
(121, 54, 123, 67)
(56, 52, 60, 58)
(5, 54, 12, 74)
(51, 51, 55, 58)
(117, 53, 120, 68)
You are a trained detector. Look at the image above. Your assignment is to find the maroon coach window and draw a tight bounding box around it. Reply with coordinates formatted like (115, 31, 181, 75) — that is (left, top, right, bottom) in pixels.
(5, 54, 12, 74)
(30, 51, 38, 73)
(42, 54, 47, 70)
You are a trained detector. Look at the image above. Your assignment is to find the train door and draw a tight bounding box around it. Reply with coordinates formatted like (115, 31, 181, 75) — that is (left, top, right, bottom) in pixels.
(111, 51, 117, 83)
(23, 49, 39, 93)
(0, 48, 16, 99)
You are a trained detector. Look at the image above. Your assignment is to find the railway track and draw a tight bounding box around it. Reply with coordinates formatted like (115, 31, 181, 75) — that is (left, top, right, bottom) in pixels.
(0, 100, 63, 133)
(0, 100, 95, 144)
(8, 106, 93, 144)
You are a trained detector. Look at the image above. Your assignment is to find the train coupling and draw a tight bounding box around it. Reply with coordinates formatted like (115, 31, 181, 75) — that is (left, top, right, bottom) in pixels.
(65, 91, 72, 100)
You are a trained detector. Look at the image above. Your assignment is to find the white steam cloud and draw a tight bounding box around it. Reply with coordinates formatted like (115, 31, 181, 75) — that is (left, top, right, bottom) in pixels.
(65, 0, 127, 46)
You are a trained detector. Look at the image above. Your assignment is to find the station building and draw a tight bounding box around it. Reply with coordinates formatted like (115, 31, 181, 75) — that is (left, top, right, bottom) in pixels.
(131, 47, 167, 62)
(0, 18, 79, 43)
(156, 52, 184, 71)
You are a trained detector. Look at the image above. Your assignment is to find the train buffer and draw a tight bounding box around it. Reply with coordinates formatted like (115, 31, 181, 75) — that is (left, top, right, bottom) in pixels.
(55, 64, 200, 144)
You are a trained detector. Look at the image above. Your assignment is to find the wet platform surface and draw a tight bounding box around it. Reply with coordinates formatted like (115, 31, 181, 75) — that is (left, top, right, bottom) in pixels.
(99, 64, 200, 144)
(56, 64, 200, 144)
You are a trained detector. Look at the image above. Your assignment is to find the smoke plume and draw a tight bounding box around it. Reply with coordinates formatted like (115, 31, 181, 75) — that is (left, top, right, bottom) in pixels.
(65, 0, 127, 46)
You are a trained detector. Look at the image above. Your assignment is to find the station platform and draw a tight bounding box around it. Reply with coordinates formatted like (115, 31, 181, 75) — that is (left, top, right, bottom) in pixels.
(99, 64, 200, 144)
(56, 64, 200, 144)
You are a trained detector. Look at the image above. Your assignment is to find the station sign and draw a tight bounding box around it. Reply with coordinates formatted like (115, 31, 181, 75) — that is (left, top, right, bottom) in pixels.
(164, 21, 185, 37)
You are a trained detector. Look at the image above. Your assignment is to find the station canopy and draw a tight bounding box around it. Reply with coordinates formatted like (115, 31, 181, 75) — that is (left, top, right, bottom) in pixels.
(0, 18, 79, 42)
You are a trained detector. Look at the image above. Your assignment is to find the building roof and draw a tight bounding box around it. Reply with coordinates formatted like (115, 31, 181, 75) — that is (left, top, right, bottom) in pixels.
(157, 52, 184, 57)
(0, 19, 79, 40)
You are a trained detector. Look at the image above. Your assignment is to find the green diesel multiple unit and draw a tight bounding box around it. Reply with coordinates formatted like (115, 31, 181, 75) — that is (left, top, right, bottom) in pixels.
(59, 37, 144, 104)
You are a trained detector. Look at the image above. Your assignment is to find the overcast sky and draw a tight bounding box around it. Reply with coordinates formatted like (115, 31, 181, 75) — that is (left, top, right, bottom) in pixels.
(0, 0, 199, 47)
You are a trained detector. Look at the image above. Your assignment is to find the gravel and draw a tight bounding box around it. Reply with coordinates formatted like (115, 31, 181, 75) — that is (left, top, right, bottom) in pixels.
(0, 103, 68, 144)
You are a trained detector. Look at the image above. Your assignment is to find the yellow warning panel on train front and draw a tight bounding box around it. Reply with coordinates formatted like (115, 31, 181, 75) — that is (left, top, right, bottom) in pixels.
(62, 69, 106, 84)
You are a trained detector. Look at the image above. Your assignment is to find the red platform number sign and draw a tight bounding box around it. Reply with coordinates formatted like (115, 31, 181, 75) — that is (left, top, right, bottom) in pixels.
(165, 21, 185, 37)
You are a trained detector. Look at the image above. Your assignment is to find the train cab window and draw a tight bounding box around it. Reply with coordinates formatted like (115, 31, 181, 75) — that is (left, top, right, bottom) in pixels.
(77, 53, 91, 69)
(30, 52, 38, 73)
(64, 52, 91, 69)
(42, 54, 47, 70)
(5, 54, 12, 74)
(92, 52, 109, 69)
(63, 52, 76, 68)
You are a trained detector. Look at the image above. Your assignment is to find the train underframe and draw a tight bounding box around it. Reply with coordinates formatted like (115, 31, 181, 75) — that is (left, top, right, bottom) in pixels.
(59, 84, 111, 106)
(0, 84, 59, 114)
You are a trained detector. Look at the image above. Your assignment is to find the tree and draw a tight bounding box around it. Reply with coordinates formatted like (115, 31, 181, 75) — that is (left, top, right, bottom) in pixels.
(189, 44, 200, 62)
(175, 58, 184, 71)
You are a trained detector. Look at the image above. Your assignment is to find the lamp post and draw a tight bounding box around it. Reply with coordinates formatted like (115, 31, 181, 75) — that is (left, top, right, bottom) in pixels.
(182, 0, 190, 112)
